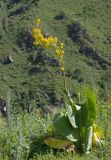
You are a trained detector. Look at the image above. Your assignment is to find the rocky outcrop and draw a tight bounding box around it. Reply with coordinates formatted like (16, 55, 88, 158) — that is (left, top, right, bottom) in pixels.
(8, 0, 21, 4)
(67, 22, 110, 68)
(17, 29, 34, 49)
(49, 58, 60, 67)
(8, 4, 30, 17)
(8, 0, 39, 10)
(3, 56, 13, 64)
(67, 22, 91, 45)
(79, 46, 109, 68)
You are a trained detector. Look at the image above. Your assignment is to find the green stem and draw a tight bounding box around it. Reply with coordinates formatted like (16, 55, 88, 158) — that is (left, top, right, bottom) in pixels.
(63, 70, 67, 91)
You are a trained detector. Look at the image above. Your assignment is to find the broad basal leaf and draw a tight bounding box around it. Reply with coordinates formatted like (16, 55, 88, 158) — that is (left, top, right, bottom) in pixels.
(80, 104, 87, 127)
(84, 126, 93, 154)
(44, 137, 73, 149)
(85, 88, 96, 126)
(53, 114, 78, 142)
(65, 103, 78, 128)
(65, 90, 81, 128)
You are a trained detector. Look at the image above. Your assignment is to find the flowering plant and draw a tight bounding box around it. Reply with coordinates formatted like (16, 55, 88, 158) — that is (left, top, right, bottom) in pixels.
(32, 18, 64, 71)
(32, 19, 103, 154)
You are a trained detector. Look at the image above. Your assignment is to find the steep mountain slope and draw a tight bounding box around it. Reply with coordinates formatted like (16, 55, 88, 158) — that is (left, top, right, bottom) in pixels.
(0, 0, 111, 111)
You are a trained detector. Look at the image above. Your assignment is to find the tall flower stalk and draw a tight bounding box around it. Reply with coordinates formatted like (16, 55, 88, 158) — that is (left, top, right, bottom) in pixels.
(32, 19, 67, 93)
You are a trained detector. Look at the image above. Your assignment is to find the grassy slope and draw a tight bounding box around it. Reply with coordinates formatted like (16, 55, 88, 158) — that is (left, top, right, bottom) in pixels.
(0, 0, 111, 107)
(0, 1, 111, 159)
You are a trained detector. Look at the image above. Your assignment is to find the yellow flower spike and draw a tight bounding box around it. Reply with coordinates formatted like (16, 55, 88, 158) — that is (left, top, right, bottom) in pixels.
(32, 19, 65, 71)
(36, 18, 41, 25)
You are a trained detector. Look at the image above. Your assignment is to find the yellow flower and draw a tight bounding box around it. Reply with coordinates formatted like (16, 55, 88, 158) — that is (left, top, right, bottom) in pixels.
(36, 18, 41, 25)
(32, 19, 65, 72)
(54, 37, 57, 43)
(56, 49, 60, 55)
(60, 43, 64, 49)
(38, 34, 44, 40)
(92, 124, 102, 145)
(60, 50, 64, 56)
(32, 28, 41, 34)
(33, 41, 39, 45)
(33, 34, 38, 39)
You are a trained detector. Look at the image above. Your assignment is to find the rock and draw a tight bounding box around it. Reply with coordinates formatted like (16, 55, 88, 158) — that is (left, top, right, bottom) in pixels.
(54, 12, 66, 20)
(8, 0, 21, 4)
(17, 29, 34, 49)
(79, 46, 109, 68)
(67, 22, 91, 45)
(8, 4, 29, 17)
(32, 53, 49, 64)
(67, 22, 110, 68)
(42, 32, 49, 38)
(3, 56, 13, 64)
(0, 97, 7, 118)
(49, 58, 60, 67)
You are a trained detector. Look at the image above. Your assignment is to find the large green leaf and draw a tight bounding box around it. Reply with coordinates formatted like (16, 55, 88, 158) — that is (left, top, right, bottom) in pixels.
(53, 114, 78, 142)
(44, 137, 73, 149)
(65, 103, 78, 128)
(85, 88, 96, 126)
(65, 90, 81, 128)
(84, 126, 93, 154)
(80, 104, 87, 127)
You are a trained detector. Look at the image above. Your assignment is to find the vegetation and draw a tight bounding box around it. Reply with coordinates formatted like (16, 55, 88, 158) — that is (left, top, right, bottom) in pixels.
(31, 19, 102, 154)
(0, 0, 111, 159)
(0, 103, 111, 159)
(0, 0, 111, 109)
(45, 88, 102, 154)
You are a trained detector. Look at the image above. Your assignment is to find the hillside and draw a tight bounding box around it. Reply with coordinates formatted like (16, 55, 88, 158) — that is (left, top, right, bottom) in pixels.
(0, 0, 111, 111)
